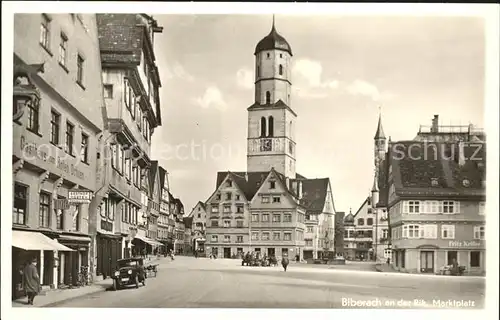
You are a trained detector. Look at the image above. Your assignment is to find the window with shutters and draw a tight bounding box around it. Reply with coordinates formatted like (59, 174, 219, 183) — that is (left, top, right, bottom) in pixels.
(473, 226, 484, 240)
(441, 225, 455, 239)
(421, 225, 437, 239)
(402, 225, 420, 239)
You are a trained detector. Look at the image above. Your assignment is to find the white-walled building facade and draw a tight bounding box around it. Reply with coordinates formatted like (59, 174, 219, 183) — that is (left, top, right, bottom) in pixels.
(12, 13, 105, 298)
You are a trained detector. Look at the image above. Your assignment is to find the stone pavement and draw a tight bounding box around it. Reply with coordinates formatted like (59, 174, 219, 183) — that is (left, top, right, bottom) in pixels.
(39, 256, 485, 308)
(12, 255, 169, 308)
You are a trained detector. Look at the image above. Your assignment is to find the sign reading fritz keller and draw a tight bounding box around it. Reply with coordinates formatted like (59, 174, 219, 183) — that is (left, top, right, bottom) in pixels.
(68, 191, 93, 204)
(449, 240, 482, 248)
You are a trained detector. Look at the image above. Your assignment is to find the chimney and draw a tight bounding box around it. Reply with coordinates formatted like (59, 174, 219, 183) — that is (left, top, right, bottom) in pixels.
(431, 115, 439, 133)
(298, 181, 303, 200)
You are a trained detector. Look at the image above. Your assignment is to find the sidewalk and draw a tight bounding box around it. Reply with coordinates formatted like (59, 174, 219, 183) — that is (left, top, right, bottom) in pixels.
(12, 278, 113, 308)
(375, 263, 398, 273)
(13, 256, 167, 308)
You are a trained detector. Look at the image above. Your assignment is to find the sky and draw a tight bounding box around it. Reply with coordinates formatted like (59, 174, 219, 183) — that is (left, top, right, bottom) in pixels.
(149, 14, 486, 216)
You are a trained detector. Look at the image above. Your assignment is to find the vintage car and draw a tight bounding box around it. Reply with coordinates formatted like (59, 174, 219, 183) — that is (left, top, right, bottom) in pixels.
(111, 258, 146, 290)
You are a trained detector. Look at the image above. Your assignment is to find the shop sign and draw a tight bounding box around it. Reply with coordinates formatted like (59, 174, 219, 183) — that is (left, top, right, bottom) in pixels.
(68, 191, 93, 204)
(20, 135, 85, 180)
(449, 240, 482, 248)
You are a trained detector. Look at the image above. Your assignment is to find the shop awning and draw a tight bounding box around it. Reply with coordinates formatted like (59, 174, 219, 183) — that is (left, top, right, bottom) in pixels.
(12, 230, 74, 251)
(133, 235, 157, 246)
(151, 240, 164, 246)
(59, 235, 91, 242)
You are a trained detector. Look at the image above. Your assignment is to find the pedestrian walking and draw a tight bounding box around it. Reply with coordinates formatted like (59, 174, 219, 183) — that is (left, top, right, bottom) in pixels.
(23, 258, 40, 305)
(281, 254, 289, 272)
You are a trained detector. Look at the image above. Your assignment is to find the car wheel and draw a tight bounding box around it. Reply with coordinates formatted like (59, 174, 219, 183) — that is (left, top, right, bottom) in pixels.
(135, 275, 139, 289)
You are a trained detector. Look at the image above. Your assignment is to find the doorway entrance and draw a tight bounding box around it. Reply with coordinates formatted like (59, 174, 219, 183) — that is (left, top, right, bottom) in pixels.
(281, 248, 288, 257)
(267, 248, 275, 257)
(420, 251, 434, 273)
(211, 247, 218, 258)
(447, 251, 458, 265)
(223, 248, 231, 258)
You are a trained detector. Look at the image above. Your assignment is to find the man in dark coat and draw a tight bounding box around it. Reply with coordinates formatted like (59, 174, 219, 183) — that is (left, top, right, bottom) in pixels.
(23, 258, 40, 305)
(282, 254, 290, 272)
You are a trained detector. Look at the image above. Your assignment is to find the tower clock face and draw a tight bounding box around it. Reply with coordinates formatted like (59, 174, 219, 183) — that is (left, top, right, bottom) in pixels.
(261, 138, 272, 151)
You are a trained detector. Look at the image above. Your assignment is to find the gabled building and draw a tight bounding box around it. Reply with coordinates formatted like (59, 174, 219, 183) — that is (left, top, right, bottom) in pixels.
(381, 115, 486, 275)
(12, 13, 105, 296)
(343, 197, 389, 261)
(167, 191, 176, 252)
(183, 217, 193, 255)
(187, 201, 208, 253)
(95, 14, 163, 273)
(203, 19, 336, 260)
(157, 165, 171, 252)
(173, 198, 186, 254)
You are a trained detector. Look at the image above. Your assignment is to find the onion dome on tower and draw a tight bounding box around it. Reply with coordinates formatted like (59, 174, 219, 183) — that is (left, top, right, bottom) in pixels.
(254, 16, 293, 56)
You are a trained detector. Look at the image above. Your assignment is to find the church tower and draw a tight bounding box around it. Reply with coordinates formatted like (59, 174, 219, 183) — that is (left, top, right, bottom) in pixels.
(374, 112, 386, 167)
(247, 17, 297, 179)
